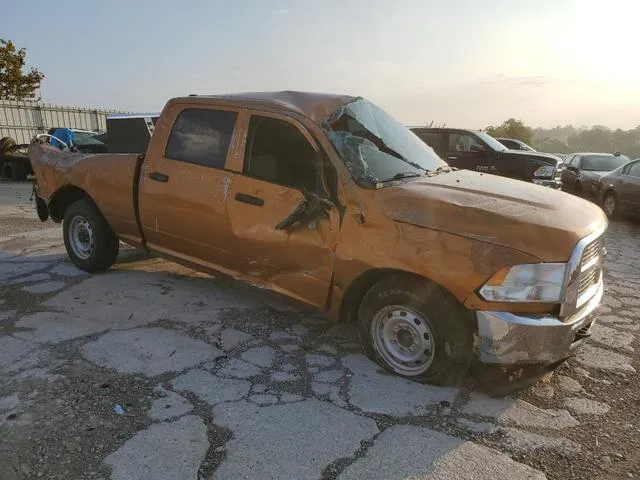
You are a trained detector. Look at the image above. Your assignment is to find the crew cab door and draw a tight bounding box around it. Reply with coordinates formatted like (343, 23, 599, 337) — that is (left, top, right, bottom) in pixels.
(139, 104, 240, 266)
(222, 113, 340, 308)
(445, 132, 499, 175)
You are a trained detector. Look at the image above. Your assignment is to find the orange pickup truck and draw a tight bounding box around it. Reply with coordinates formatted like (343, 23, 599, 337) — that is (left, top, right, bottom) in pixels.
(29, 91, 607, 385)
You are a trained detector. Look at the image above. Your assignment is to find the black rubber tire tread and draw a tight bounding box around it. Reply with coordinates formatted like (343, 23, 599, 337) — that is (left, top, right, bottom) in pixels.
(1, 160, 26, 181)
(357, 274, 473, 386)
(603, 191, 619, 219)
(63, 199, 119, 272)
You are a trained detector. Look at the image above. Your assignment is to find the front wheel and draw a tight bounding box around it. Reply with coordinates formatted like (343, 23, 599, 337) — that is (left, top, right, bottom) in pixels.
(603, 192, 618, 218)
(357, 275, 473, 386)
(63, 199, 119, 272)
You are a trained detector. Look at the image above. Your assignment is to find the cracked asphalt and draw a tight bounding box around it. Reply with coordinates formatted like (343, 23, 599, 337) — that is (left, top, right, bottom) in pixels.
(1, 180, 638, 480)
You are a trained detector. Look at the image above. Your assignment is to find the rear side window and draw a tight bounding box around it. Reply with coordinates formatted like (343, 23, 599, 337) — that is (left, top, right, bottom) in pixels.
(165, 108, 237, 168)
(415, 132, 442, 148)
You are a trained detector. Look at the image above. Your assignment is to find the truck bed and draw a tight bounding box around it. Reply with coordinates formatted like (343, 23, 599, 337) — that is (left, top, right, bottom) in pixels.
(29, 141, 143, 244)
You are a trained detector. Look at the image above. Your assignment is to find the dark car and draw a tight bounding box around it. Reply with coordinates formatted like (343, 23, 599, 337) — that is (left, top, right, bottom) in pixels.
(560, 152, 630, 197)
(411, 128, 562, 187)
(597, 158, 640, 218)
(496, 138, 536, 152)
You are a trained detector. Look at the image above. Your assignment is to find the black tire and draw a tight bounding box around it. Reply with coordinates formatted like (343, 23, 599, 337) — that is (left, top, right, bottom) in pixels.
(602, 191, 618, 219)
(574, 181, 583, 196)
(1, 160, 26, 181)
(357, 275, 473, 386)
(63, 199, 119, 272)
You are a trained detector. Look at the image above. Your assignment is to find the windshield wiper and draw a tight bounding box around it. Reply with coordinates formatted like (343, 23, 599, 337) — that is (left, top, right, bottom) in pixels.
(379, 171, 423, 183)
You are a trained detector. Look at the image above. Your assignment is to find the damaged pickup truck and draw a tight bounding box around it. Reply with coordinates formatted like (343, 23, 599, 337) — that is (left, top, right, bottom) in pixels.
(29, 91, 607, 385)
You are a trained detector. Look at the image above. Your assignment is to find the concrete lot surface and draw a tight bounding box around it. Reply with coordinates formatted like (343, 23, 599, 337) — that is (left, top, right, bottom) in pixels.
(1, 180, 638, 479)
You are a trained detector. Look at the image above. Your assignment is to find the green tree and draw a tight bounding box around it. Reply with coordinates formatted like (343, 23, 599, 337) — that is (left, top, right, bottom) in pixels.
(485, 118, 533, 144)
(0, 39, 44, 100)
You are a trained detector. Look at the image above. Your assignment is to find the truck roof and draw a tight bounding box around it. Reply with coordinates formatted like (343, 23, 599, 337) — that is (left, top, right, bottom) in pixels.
(168, 91, 355, 124)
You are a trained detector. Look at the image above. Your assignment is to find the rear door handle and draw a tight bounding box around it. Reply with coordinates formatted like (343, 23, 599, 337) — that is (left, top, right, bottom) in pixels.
(235, 193, 264, 207)
(149, 172, 169, 183)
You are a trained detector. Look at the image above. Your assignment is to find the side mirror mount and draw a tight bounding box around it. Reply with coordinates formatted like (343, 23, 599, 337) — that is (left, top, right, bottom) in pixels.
(275, 191, 334, 230)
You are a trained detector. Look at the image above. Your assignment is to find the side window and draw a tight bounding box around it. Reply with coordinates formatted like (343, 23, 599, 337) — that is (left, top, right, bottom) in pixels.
(627, 162, 640, 177)
(244, 116, 318, 192)
(570, 156, 580, 168)
(416, 132, 442, 148)
(449, 133, 484, 152)
(165, 108, 237, 168)
(563, 155, 574, 165)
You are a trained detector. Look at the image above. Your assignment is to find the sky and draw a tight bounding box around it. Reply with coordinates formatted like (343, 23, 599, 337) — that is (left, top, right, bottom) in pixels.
(4, 0, 640, 129)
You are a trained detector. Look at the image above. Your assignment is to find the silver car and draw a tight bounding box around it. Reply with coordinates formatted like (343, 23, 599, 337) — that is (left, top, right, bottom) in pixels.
(598, 158, 640, 218)
(560, 152, 630, 197)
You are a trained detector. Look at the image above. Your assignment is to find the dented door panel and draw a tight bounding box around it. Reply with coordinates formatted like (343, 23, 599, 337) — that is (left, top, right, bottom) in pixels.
(223, 175, 339, 308)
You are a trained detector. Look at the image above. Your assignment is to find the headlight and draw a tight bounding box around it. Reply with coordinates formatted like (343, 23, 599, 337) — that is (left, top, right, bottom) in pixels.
(533, 165, 555, 177)
(479, 263, 566, 302)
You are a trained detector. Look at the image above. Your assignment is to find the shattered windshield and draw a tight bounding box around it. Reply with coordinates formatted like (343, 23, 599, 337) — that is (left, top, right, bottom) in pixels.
(322, 98, 446, 187)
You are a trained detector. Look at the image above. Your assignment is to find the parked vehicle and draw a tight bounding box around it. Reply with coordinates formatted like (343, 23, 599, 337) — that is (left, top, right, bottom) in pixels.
(411, 127, 562, 188)
(496, 138, 536, 152)
(597, 158, 640, 218)
(29, 92, 606, 385)
(47, 128, 107, 154)
(560, 152, 630, 197)
(104, 113, 159, 153)
(0, 136, 30, 180)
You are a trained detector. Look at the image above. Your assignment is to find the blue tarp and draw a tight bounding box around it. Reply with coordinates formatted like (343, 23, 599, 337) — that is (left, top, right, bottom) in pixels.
(50, 128, 74, 150)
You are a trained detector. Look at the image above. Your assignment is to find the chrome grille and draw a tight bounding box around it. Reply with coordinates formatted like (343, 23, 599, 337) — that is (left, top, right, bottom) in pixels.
(577, 268, 599, 297)
(560, 228, 606, 318)
(581, 237, 603, 267)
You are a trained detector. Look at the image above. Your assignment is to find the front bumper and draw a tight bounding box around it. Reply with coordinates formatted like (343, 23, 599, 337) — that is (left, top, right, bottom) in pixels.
(533, 178, 562, 189)
(475, 277, 603, 364)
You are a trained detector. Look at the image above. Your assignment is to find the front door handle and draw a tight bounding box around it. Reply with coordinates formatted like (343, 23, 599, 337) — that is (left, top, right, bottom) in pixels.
(235, 193, 264, 207)
(447, 155, 458, 160)
(149, 172, 169, 183)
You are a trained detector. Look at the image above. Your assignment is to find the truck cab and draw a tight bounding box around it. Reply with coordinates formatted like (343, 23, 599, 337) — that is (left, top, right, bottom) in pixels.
(411, 127, 562, 188)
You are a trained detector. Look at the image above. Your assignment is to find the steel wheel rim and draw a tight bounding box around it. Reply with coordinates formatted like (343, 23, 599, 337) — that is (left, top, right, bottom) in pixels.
(604, 195, 616, 216)
(69, 215, 94, 260)
(370, 305, 436, 376)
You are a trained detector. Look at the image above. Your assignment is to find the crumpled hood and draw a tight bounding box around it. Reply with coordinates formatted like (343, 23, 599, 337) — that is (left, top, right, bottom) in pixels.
(376, 169, 606, 262)
(504, 149, 562, 165)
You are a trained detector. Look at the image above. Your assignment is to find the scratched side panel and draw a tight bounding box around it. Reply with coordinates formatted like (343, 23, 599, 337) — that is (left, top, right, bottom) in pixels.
(223, 174, 339, 308)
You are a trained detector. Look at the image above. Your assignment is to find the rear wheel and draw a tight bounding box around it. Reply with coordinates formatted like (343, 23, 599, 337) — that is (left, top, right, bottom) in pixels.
(63, 199, 119, 272)
(357, 275, 473, 386)
(1, 160, 26, 181)
(603, 192, 618, 218)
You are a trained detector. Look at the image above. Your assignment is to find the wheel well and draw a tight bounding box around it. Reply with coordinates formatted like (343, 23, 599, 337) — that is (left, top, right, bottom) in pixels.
(603, 189, 616, 199)
(339, 269, 436, 324)
(48, 186, 93, 222)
